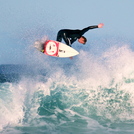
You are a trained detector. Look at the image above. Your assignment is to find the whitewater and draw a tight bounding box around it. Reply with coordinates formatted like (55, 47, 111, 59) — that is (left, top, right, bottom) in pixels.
(0, 39, 134, 134)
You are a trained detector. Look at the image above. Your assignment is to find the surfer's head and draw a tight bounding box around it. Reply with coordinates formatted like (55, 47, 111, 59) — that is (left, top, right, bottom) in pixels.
(78, 36, 87, 44)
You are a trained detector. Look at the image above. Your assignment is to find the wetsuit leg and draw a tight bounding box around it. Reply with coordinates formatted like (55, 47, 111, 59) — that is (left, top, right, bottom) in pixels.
(56, 30, 71, 46)
(62, 32, 71, 46)
(56, 31, 62, 42)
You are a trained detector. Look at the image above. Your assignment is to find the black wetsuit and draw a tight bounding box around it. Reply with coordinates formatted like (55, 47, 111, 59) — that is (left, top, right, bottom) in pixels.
(56, 25, 98, 46)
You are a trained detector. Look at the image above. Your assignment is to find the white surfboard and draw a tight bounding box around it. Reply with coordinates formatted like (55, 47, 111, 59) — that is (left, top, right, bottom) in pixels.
(34, 40, 79, 58)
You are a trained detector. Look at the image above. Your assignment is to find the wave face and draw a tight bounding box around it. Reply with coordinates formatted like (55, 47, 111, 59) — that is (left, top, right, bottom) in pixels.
(0, 43, 134, 134)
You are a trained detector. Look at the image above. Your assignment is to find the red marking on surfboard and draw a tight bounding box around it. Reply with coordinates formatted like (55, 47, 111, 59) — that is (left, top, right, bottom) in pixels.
(44, 40, 59, 56)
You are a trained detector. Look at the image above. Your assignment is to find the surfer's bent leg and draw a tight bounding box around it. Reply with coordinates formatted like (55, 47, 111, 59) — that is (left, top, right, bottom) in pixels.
(57, 30, 71, 46)
(62, 32, 71, 46)
(56, 30, 63, 42)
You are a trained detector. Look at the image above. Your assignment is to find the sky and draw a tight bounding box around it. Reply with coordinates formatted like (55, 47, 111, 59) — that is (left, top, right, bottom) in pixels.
(0, 0, 134, 64)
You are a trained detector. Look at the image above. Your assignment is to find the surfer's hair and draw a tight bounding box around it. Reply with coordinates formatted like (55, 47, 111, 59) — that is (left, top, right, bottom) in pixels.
(81, 36, 87, 44)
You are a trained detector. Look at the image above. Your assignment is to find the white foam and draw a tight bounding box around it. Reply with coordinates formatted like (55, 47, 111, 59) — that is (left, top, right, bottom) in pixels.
(1, 39, 134, 133)
(0, 83, 24, 131)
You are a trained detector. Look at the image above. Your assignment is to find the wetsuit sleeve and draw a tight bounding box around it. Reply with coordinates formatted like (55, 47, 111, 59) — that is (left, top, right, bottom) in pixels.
(79, 25, 98, 36)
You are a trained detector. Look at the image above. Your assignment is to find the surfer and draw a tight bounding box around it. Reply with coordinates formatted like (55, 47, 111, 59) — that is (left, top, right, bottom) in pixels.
(56, 23, 104, 46)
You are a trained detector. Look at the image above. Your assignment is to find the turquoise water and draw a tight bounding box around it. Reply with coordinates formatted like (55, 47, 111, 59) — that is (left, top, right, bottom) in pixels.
(0, 45, 134, 134)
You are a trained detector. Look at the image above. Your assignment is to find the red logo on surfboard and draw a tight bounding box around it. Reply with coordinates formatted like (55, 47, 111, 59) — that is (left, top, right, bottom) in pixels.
(44, 40, 59, 56)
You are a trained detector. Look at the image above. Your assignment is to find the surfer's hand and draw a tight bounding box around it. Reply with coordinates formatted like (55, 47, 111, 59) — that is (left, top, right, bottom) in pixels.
(98, 23, 104, 28)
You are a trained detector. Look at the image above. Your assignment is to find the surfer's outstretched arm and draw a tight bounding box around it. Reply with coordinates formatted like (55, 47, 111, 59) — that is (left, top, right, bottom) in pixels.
(80, 23, 104, 36)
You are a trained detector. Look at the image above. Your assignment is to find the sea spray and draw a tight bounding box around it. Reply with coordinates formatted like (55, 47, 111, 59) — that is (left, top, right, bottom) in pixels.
(0, 42, 134, 134)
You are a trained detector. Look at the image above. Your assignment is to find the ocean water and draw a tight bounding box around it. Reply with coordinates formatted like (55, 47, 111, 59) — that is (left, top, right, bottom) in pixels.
(0, 44, 134, 134)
